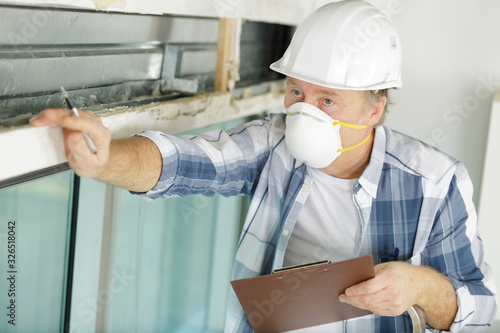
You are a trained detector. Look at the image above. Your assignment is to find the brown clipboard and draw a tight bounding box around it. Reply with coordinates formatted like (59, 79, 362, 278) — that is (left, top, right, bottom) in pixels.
(230, 255, 374, 332)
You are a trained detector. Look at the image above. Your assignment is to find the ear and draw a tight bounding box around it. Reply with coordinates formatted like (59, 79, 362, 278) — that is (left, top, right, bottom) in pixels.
(365, 95, 387, 127)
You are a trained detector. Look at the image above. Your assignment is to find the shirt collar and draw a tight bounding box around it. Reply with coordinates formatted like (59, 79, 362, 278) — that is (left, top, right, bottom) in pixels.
(357, 126, 386, 198)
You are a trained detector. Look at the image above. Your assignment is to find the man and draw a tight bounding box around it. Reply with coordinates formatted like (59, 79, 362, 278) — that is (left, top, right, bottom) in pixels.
(31, 0, 496, 332)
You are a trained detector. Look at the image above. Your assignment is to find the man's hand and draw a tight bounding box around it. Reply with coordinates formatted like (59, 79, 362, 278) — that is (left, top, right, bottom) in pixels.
(339, 262, 458, 330)
(31, 108, 111, 178)
(31, 109, 111, 178)
(31, 108, 162, 192)
(339, 262, 419, 316)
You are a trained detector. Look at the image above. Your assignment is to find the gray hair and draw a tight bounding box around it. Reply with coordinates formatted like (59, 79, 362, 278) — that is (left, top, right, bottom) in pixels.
(362, 89, 391, 127)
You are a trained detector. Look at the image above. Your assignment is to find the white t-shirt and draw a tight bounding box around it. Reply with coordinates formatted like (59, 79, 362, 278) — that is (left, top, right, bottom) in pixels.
(283, 167, 361, 332)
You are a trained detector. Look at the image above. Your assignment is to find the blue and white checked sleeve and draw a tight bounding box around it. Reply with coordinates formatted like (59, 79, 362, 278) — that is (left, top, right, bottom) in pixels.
(422, 162, 497, 332)
(134, 118, 273, 200)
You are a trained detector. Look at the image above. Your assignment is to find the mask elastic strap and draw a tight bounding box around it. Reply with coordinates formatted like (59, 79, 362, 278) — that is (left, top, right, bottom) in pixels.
(337, 132, 372, 153)
(332, 121, 368, 130)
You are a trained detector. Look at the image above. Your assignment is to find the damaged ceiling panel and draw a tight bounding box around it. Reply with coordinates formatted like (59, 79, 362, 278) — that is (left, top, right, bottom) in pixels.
(0, 5, 290, 128)
(0, 4, 290, 185)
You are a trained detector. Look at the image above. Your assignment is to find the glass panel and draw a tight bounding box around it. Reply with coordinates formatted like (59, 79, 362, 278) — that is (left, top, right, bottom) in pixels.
(69, 177, 108, 333)
(102, 189, 245, 333)
(101, 118, 249, 333)
(106, 192, 218, 333)
(0, 171, 73, 333)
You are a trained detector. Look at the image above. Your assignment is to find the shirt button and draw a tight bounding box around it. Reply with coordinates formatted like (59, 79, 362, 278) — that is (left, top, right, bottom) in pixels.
(302, 183, 310, 190)
(282, 229, 290, 236)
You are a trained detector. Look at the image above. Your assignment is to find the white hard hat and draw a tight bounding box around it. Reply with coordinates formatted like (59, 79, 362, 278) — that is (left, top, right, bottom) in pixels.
(270, 0, 402, 90)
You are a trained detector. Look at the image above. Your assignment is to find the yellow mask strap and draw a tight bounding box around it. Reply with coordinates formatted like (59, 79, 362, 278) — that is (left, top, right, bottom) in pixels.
(332, 120, 368, 130)
(337, 132, 372, 153)
(286, 111, 370, 152)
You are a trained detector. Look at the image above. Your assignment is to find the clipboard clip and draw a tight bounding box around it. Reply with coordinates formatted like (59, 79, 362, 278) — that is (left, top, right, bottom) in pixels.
(272, 260, 331, 274)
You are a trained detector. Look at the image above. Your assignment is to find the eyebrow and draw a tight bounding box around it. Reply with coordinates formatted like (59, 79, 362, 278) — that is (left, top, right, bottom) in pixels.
(318, 88, 341, 97)
(287, 78, 341, 97)
(286, 77, 299, 86)
(286, 77, 341, 96)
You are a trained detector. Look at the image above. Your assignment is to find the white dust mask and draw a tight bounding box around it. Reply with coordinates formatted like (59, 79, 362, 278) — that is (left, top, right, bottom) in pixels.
(284, 102, 371, 168)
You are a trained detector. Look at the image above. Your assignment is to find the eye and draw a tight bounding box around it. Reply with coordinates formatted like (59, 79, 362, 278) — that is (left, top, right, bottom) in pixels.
(292, 89, 302, 97)
(324, 98, 334, 106)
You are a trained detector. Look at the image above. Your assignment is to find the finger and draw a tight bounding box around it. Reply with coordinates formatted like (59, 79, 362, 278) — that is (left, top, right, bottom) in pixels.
(36, 108, 109, 152)
(340, 289, 406, 316)
(66, 131, 105, 177)
(339, 290, 385, 312)
(62, 129, 71, 157)
(61, 112, 110, 149)
(344, 295, 409, 316)
(30, 108, 72, 127)
(67, 131, 94, 158)
(31, 108, 100, 137)
(32, 108, 101, 136)
(345, 263, 393, 296)
(345, 277, 389, 297)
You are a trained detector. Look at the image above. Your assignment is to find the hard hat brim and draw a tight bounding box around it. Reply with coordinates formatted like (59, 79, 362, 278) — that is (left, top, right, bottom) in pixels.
(270, 60, 403, 91)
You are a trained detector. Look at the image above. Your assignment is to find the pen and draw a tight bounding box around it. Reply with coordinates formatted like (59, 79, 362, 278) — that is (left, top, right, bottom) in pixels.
(60, 87, 98, 154)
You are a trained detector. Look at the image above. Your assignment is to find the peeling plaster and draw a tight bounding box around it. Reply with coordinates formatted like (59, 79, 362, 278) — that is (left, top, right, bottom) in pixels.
(99, 86, 284, 139)
(0, 80, 285, 182)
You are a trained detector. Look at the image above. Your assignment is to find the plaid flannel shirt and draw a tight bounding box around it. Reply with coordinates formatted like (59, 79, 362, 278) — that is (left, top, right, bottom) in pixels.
(137, 113, 497, 332)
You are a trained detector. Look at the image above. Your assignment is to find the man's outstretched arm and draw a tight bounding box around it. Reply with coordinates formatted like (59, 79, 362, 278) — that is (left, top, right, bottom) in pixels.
(31, 108, 162, 192)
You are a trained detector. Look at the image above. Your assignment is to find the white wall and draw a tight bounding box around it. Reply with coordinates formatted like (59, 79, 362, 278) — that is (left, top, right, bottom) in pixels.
(478, 95, 500, 323)
(379, 0, 500, 206)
